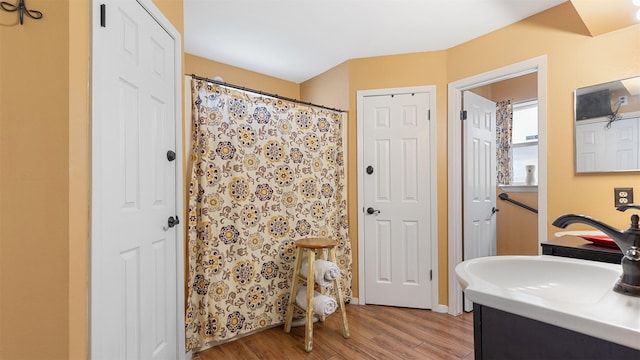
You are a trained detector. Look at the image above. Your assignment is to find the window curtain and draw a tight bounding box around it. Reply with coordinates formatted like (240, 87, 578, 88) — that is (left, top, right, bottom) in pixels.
(496, 99, 513, 185)
(185, 79, 351, 351)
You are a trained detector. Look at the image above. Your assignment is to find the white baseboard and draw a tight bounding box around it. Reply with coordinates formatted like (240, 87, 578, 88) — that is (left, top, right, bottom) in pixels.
(348, 298, 447, 314)
(432, 304, 448, 313)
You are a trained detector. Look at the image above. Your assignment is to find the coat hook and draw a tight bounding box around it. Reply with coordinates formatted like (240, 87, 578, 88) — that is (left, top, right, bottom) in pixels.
(0, 0, 43, 25)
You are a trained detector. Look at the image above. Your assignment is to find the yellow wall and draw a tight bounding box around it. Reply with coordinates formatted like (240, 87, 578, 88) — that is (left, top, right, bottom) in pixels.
(1, 1, 640, 358)
(571, 0, 640, 36)
(472, 72, 537, 103)
(300, 61, 350, 111)
(69, 1, 90, 359)
(607, 82, 640, 114)
(301, 2, 640, 305)
(186, 52, 453, 301)
(153, 0, 184, 34)
(1, 2, 71, 359)
(349, 52, 450, 301)
(300, 52, 450, 301)
(496, 190, 539, 255)
(2, 0, 183, 359)
(185, 53, 300, 98)
(448, 3, 640, 230)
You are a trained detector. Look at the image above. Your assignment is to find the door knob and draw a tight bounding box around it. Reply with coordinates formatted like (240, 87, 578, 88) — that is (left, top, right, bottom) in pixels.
(164, 215, 180, 230)
(167, 150, 176, 161)
(366, 165, 374, 175)
(366, 207, 380, 215)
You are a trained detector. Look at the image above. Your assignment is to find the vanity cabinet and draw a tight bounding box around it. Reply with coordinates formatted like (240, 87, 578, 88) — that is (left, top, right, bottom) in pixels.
(473, 304, 640, 359)
(541, 236, 622, 264)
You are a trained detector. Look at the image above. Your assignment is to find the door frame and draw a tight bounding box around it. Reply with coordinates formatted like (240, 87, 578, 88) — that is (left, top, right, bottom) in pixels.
(447, 55, 548, 315)
(90, 0, 185, 358)
(356, 86, 442, 311)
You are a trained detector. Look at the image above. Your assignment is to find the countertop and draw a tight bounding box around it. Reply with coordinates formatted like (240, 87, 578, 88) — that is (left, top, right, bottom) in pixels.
(541, 235, 623, 264)
(542, 235, 622, 254)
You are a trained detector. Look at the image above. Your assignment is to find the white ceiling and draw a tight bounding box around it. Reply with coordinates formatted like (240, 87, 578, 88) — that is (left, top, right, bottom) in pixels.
(184, 0, 567, 83)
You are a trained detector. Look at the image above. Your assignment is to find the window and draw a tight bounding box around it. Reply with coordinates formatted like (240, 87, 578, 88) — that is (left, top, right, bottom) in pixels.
(511, 100, 538, 184)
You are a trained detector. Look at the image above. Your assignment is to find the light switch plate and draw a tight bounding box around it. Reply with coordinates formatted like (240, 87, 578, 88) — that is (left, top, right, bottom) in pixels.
(614, 187, 633, 207)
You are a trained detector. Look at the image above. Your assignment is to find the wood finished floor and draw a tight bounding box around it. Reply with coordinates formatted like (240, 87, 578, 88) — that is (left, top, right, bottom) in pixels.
(194, 304, 474, 360)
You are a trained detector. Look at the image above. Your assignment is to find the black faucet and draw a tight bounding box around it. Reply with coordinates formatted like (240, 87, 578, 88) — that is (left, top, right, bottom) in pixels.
(552, 204, 640, 297)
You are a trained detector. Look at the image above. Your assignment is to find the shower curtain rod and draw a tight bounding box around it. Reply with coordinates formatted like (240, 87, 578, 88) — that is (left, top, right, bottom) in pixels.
(187, 74, 346, 113)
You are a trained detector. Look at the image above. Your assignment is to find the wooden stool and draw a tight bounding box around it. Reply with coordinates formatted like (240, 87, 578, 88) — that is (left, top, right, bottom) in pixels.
(283, 237, 350, 352)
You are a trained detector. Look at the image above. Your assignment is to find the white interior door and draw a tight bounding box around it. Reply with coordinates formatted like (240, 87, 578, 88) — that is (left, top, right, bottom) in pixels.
(576, 117, 639, 172)
(575, 121, 604, 172)
(606, 117, 639, 170)
(362, 92, 432, 309)
(462, 91, 497, 312)
(92, 1, 179, 358)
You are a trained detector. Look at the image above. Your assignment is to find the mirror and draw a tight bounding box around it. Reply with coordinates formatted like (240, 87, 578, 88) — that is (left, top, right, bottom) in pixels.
(575, 76, 640, 173)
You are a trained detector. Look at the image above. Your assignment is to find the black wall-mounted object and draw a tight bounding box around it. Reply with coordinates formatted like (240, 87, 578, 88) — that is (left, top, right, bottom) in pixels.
(0, 0, 43, 25)
(167, 216, 180, 229)
(576, 89, 613, 120)
(100, 3, 106, 27)
(498, 193, 538, 214)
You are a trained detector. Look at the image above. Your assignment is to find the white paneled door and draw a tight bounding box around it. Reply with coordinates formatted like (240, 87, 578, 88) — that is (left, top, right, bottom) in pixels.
(462, 91, 497, 312)
(362, 92, 432, 309)
(92, 1, 179, 359)
(576, 117, 639, 172)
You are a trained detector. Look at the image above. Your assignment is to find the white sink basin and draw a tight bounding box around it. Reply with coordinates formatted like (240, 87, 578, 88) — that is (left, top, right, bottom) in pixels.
(456, 256, 640, 351)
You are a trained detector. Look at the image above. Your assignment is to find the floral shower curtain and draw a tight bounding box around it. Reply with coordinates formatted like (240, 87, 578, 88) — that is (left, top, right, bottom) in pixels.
(185, 78, 352, 351)
(496, 99, 513, 185)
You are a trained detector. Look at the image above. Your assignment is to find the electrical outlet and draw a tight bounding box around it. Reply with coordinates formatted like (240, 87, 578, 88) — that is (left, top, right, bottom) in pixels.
(619, 96, 628, 106)
(614, 187, 633, 207)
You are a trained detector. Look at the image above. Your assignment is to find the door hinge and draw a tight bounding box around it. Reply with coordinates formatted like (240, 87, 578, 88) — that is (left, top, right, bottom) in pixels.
(460, 110, 467, 120)
(428, 109, 431, 121)
(100, 4, 106, 27)
(430, 269, 433, 281)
